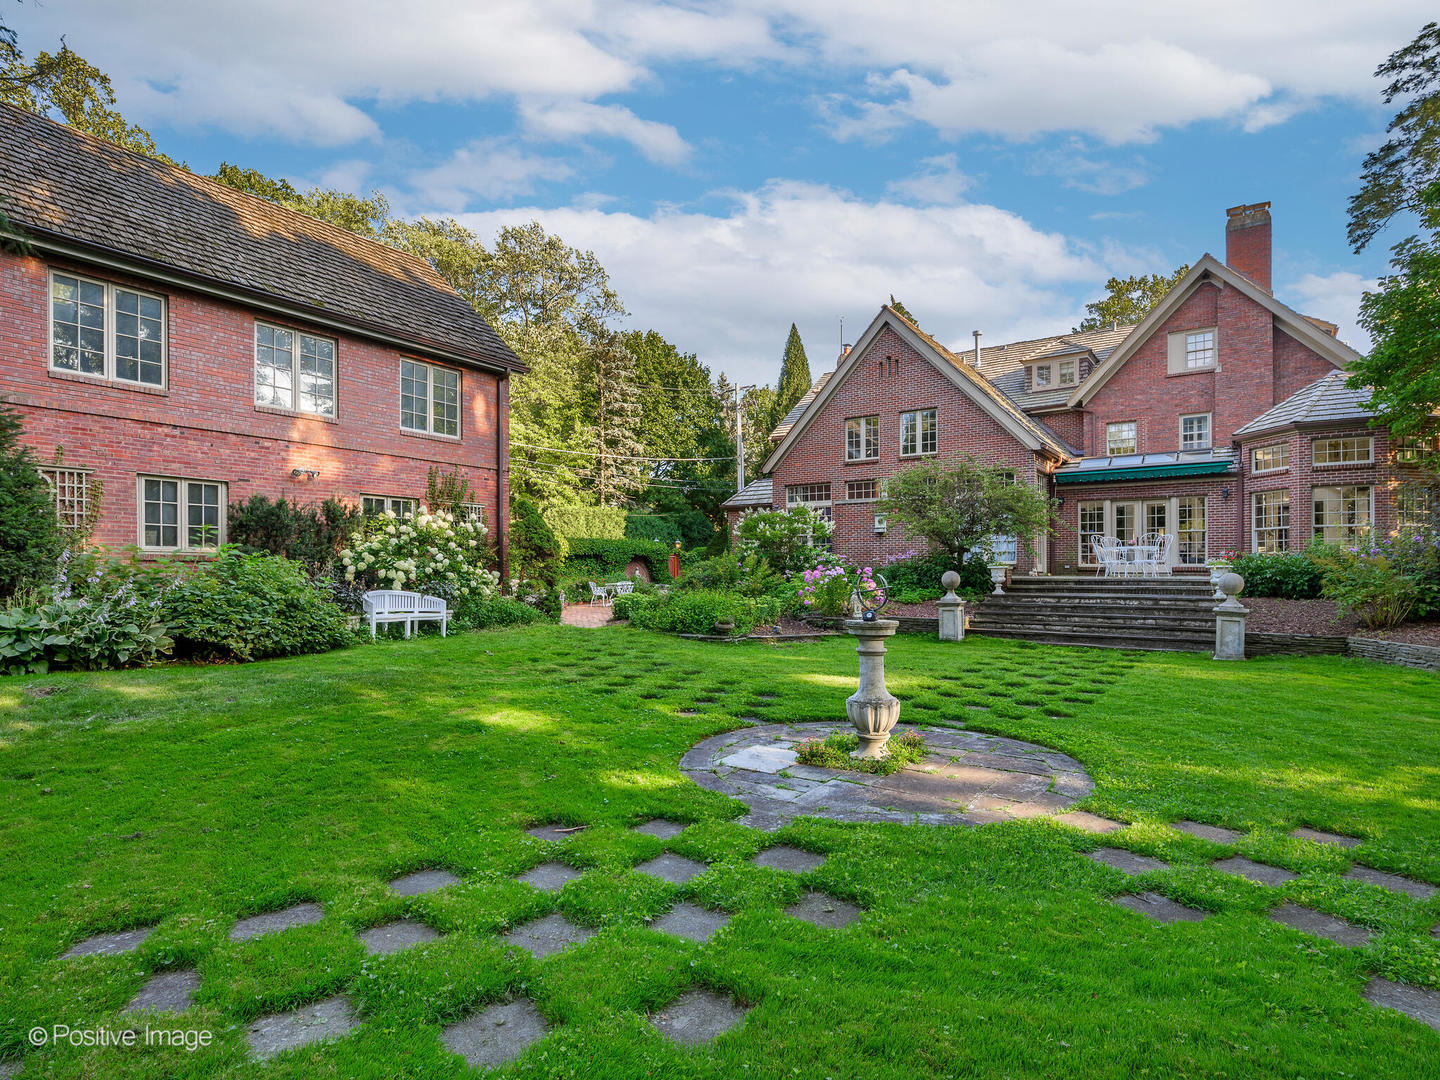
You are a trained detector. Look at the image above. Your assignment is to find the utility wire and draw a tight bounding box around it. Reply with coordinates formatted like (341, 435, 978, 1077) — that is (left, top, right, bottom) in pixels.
(511, 442, 733, 463)
(510, 461, 740, 493)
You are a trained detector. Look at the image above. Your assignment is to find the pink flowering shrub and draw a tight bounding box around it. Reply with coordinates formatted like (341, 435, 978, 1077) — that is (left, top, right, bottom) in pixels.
(794, 559, 886, 616)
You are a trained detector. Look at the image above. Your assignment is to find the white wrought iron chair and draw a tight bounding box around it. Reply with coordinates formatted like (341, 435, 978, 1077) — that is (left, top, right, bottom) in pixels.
(1091, 536, 1121, 577)
(611, 580, 635, 597)
(588, 582, 611, 606)
(1138, 533, 1173, 577)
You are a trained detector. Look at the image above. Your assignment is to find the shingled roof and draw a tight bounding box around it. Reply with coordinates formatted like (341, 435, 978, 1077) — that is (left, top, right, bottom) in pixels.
(0, 103, 521, 373)
(769, 371, 834, 442)
(1232, 372, 1376, 437)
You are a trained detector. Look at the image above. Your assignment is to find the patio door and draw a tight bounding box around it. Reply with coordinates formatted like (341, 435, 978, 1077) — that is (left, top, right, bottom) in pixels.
(1079, 498, 1200, 570)
(1110, 500, 1167, 544)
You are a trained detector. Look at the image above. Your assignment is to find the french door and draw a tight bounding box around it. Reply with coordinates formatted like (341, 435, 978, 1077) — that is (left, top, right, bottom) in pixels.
(1078, 496, 1208, 568)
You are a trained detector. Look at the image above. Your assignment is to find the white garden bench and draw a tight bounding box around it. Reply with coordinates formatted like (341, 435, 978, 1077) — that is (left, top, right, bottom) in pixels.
(361, 590, 449, 638)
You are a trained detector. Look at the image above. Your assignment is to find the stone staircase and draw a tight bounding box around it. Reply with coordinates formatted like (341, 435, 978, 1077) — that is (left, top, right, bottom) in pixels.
(967, 575, 1217, 652)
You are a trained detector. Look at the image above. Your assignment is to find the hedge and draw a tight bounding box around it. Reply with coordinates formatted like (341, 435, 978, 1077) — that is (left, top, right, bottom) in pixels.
(544, 505, 626, 540)
(613, 589, 781, 635)
(563, 537, 684, 583)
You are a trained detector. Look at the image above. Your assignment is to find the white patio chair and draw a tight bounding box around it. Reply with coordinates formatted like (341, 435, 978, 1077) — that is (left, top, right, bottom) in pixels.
(1136, 532, 1172, 577)
(611, 580, 635, 597)
(1091, 536, 1121, 577)
(588, 582, 611, 606)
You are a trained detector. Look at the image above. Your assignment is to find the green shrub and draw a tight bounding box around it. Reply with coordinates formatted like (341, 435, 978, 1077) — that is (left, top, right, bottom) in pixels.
(734, 507, 833, 575)
(0, 403, 64, 599)
(793, 730, 927, 776)
(451, 594, 544, 631)
(1311, 534, 1439, 629)
(162, 549, 353, 661)
(878, 549, 991, 602)
(227, 495, 362, 573)
(563, 537, 679, 586)
(510, 496, 566, 583)
(0, 593, 172, 675)
(679, 552, 786, 598)
(625, 512, 682, 546)
(339, 508, 498, 603)
(544, 505, 626, 540)
(1231, 549, 1324, 599)
(617, 588, 773, 635)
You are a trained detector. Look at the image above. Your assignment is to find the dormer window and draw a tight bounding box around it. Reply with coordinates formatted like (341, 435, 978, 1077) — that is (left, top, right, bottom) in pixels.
(1058, 360, 1077, 386)
(1032, 364, 1052, 388)
(1166, 327, 1217, 374)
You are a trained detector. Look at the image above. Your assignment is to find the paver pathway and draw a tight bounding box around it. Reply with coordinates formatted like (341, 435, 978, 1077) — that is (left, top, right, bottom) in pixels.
(560, 603, 613, 628)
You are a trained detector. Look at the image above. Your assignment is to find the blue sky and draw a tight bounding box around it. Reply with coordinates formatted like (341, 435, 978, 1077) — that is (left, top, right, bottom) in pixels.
(13, 1, 1432, 385)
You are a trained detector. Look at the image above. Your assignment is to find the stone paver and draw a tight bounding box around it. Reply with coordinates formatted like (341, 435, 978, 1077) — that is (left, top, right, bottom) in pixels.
(61, 926, 154, 959)
(389, 869, 461, 896)
(1363, 977, 1440, 1032)
(230, 902, 324, 942)
(517, 861, 583, 892)
(360, 919, 440, 956)
(1290, 827, 1361, 848)
(247, 996, 358, 1061)
(786, 891, 862, 929)
(1173, 821, 1243, 844)
(527, 824, 582, 843)
(634, 853, 709, 885)
(0, 1059, 18, 1078)
(1268, 903, 1372, 947)
(1112, 892, 1210, 923)
(1056, 811, 1123, 835)
(1344, 866, 1437, 900)
(441, 999, 551, 1069)
(681, 722, 1094, 829)
(560, 603, 613, 628)
(633, 819, 687, 839)
(650, 903, 730, 942)
(649, 989, 750, 1046)
(751, 845, 826, 873)
(1087, 848, 1168, 874)
(504, 913, 594, 958)
(1212, 857, 1296, 886)
(125, 969, 199, 1013)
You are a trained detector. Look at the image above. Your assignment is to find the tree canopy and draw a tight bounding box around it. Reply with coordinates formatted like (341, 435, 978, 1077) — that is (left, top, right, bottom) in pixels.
(1073, 268, 1188, 333)
(772, 324, 811, 430)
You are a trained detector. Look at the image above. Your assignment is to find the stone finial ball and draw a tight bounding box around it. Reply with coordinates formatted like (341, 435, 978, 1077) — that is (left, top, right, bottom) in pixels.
(1218, 571, 1244, 598)
(941, 570, 962, 591)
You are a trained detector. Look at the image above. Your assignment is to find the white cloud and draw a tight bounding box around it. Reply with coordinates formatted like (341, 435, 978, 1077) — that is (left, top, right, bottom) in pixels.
(408, 140, 575, 208)
(1285, 271, 1377, 352)
(518, 102, 691, 166)
(884, 154, 971, 205)
(1028, 140, 1150, 195)
(453, 180, 1104, 383)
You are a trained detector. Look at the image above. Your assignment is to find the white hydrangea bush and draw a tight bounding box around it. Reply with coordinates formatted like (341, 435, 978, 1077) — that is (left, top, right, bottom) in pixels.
(339, 508, 499, 599)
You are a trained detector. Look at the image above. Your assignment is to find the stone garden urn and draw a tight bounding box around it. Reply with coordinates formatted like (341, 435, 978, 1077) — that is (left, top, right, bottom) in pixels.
(844, 616, 901, 758)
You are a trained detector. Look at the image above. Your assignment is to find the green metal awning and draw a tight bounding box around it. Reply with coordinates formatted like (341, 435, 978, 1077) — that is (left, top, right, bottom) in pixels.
(1053, 461, 1235, 484)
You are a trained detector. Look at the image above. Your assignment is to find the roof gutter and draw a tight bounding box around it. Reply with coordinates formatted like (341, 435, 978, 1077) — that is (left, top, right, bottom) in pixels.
(7, 226, 526, 376)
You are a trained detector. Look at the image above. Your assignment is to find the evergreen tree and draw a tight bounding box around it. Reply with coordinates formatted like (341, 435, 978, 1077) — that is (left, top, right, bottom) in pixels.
(773, 324, 812, 429)
(888, 295, 918, 325)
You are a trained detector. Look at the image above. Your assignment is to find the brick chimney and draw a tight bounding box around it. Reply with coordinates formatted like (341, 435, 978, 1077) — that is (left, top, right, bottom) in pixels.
(1225, 202, 1272, 293)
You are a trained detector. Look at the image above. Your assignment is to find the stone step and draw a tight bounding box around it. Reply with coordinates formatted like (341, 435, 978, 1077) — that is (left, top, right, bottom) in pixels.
(969, 616, 1214, 633)
(980, 596, 1214, 612)
(969, 625, 1212, 652)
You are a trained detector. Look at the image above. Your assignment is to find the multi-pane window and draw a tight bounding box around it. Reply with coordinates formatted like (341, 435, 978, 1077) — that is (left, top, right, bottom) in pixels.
(139, 476, 224, 551)
(1033, 364, 1052, 388)
(1106, 421, 1137, 455)
(1252, 444, 1289, 473)
(1393, 436, 1439, 465)
(362, 495, 417, 518)
(988, 534, 1017, 564)
(1058, 360, 1077, 386)
(1180, 413, 1211, 451)
(400, 359, 460, 437)
(1252, 490, 1289, 553)
(40, 468, 90, 530)
(1113, 502, 1137, 543)
(50, 272, 165, 386)
(900, 409, 937, 456)
(254, 323, 336, 416)
(846, 479, 878, 502)
(1312, 436, 1373, 465)
(1312, 485, 1372, 544)
(785, 483, 831, 510)
(1185, 330, 1216, 368)
(1396, 485, 1431, 531)
(845, 416, 879, 460)
(1078, 502, 1105, 565)
(1176, 497, 1207, 564)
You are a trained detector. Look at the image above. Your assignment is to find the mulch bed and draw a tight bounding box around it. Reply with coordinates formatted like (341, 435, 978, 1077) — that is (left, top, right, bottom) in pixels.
(748, 616, 835, 638)
(1245, 597, 1440, 646)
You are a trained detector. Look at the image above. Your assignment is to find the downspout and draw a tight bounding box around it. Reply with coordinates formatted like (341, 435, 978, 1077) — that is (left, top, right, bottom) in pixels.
(1232, 437, 1244, 559)
(497, 373, 509, 581)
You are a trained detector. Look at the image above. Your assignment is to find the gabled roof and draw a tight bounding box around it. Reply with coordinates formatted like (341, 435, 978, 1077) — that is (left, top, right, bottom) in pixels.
(720, 477, 773, 510)
(761, 306, 1074, 475)
(1067, 255, 1362, 407)
(1232, 372, 1376, 437)
(769, 371, 834, 442)
(0, 103, 521, 373)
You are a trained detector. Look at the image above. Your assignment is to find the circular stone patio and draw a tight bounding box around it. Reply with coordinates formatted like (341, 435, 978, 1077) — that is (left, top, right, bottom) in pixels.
(680, 722, 1094, 831)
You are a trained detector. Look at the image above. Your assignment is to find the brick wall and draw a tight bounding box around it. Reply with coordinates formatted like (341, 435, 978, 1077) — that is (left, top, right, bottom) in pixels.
(1, 249, 510, 568)
(770, 324, 1046, 570)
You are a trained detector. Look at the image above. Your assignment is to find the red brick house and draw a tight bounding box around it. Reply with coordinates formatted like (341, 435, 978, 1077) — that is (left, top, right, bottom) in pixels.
(727, 204, 1431, 573)
(0, 104, 522, 571)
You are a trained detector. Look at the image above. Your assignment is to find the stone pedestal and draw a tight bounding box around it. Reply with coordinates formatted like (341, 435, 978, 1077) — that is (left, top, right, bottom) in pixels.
(1213, 572, 1249, 661)
(937, 570, 964, 642)
(844, 618, 901, 758)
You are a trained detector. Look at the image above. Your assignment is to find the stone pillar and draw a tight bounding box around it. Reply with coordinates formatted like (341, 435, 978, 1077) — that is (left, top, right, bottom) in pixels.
(844, 618, 901, 758)
(1213, 572, 1249, 661)
(937, 570, 965, 642)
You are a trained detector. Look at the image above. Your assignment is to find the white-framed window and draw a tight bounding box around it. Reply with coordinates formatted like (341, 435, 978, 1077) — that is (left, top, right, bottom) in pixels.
(254, 322, 336, 416)
(1180, 413, 1212, 451)
(785, 483, 831, 510)
(1166, 327, 1217, 374)
(1033, 364, 1052, 388)
(362, 495, 417, 518)
(1396, 484, 1430, 531)
(846, 479, 878, 502)
(900, 408, 937, 456)
(987, 534, 1017, 564)
(1252, 443, 1289, 473)
(845, 416, 879, 460)
(1078, 501, 1105, 566)
(1058, 360, 1077, 386)
(1106, 421, 1137, 456)
(873, 512, 888, 533)
(1252, 490, 1290, 553)
(1312, 436, 1373, 466)
(400, 359, 461, 437)
(1395, 436, 1439, 465)
(40, 467, 91, 530)
(1176, 496, 1207, 564)
(1185, 330, 1216, 368)
(1312, 485, 1372, 544)
(50, 271, 166, 387)
(138, 476, 224, 551)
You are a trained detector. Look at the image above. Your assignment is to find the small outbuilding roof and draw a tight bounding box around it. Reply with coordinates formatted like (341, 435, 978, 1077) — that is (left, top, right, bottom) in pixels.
(721, 477, 773, 510)
(1232, 372, 1376, 437)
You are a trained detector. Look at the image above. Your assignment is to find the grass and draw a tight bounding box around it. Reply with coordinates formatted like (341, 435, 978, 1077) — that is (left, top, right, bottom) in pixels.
(0, 627, 1436, 1077)
(793, 729, 928, 774)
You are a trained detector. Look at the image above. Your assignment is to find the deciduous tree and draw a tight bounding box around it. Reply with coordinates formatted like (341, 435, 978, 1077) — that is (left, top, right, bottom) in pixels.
(1073, 268, 1188, 333)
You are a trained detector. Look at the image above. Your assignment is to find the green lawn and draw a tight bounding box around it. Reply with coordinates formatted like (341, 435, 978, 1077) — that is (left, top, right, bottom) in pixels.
(1, 628, 1437, 1078)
